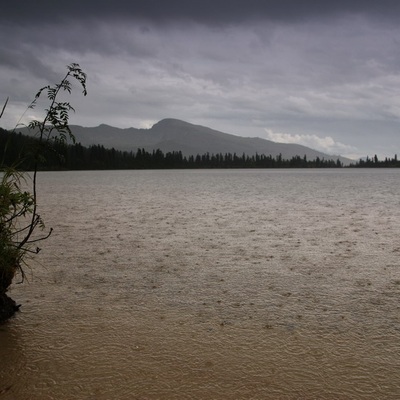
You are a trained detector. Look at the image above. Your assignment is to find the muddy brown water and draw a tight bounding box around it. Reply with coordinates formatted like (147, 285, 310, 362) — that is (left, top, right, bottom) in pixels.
(1, 169, 400, 399)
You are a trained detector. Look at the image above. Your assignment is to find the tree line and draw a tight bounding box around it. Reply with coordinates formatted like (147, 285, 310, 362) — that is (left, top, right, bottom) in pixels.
(0, 128, 344, 169)
(2, 126, 398, 170)
(348, 154, 400, 168)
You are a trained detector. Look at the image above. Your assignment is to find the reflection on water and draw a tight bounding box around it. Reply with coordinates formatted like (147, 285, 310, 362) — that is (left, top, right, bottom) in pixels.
(1, 169, 400, 399)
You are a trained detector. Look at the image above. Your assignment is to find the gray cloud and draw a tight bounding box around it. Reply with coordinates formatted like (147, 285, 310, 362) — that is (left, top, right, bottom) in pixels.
(3, 1, 400, 24)
(2, 1, 400, 158)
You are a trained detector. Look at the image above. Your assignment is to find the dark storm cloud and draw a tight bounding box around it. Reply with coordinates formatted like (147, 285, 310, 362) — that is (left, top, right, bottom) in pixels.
(2, 0, 400, 158)
(3, 0, 400, 24)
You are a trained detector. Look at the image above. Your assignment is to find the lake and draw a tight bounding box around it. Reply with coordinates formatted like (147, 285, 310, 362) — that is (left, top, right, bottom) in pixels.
(1, 169, 400, 399)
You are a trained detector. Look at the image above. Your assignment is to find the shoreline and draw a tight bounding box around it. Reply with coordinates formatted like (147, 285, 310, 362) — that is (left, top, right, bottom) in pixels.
(0, 292, 19, 323)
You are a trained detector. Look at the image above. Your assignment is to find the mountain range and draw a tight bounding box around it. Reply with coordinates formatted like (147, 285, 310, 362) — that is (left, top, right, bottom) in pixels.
(26, 118, 352, 163)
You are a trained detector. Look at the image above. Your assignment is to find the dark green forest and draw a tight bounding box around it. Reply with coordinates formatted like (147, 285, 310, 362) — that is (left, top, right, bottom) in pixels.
(1, 127, 398, 170)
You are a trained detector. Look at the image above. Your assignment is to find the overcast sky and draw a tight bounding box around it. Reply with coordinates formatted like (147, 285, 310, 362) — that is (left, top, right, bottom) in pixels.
(2, 1, 400, 159)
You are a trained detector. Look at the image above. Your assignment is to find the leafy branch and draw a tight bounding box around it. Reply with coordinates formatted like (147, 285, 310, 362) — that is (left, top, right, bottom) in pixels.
(1, 63, 87, 287)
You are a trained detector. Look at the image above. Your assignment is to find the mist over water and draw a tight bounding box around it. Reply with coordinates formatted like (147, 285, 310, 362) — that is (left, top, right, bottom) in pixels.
(1, 169, 400, 399)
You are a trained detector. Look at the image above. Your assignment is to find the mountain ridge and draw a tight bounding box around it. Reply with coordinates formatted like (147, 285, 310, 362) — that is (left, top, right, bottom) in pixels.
(23, 118, 353, 164)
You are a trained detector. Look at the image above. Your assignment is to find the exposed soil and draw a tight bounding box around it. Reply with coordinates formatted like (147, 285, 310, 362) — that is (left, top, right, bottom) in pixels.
(0, 291, 19, 323)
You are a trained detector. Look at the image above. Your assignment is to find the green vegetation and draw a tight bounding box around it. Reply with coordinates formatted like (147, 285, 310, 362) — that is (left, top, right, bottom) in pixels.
(0, 132, 344, 169)
(0, 64, 87, 322)
(6, 129, 399, 169)
(348, 154, 400, 168)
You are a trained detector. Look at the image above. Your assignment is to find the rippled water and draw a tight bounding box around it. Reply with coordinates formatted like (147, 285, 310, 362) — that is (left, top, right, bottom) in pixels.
(1, 169, 400, 399)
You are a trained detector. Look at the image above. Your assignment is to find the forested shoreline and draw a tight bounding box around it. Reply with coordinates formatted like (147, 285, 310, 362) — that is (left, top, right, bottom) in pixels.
(1, 127, 398, 170)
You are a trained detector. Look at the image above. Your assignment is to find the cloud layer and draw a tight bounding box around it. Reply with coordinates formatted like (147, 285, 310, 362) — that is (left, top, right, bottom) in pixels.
(264, 129, 357, 157)
(2, 1, 400, 158)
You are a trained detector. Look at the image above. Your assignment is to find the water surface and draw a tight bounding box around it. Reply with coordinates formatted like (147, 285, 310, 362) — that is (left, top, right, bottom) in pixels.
(1, 169, 400, 399)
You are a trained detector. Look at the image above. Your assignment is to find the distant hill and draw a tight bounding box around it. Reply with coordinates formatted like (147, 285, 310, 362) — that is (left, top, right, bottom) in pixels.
(20, 118, 352, 164)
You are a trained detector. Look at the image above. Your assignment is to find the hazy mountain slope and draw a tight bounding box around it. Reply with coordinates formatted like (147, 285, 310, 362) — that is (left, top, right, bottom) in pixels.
(22, 118, 352, 163)
(145, 119, 333, 160)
